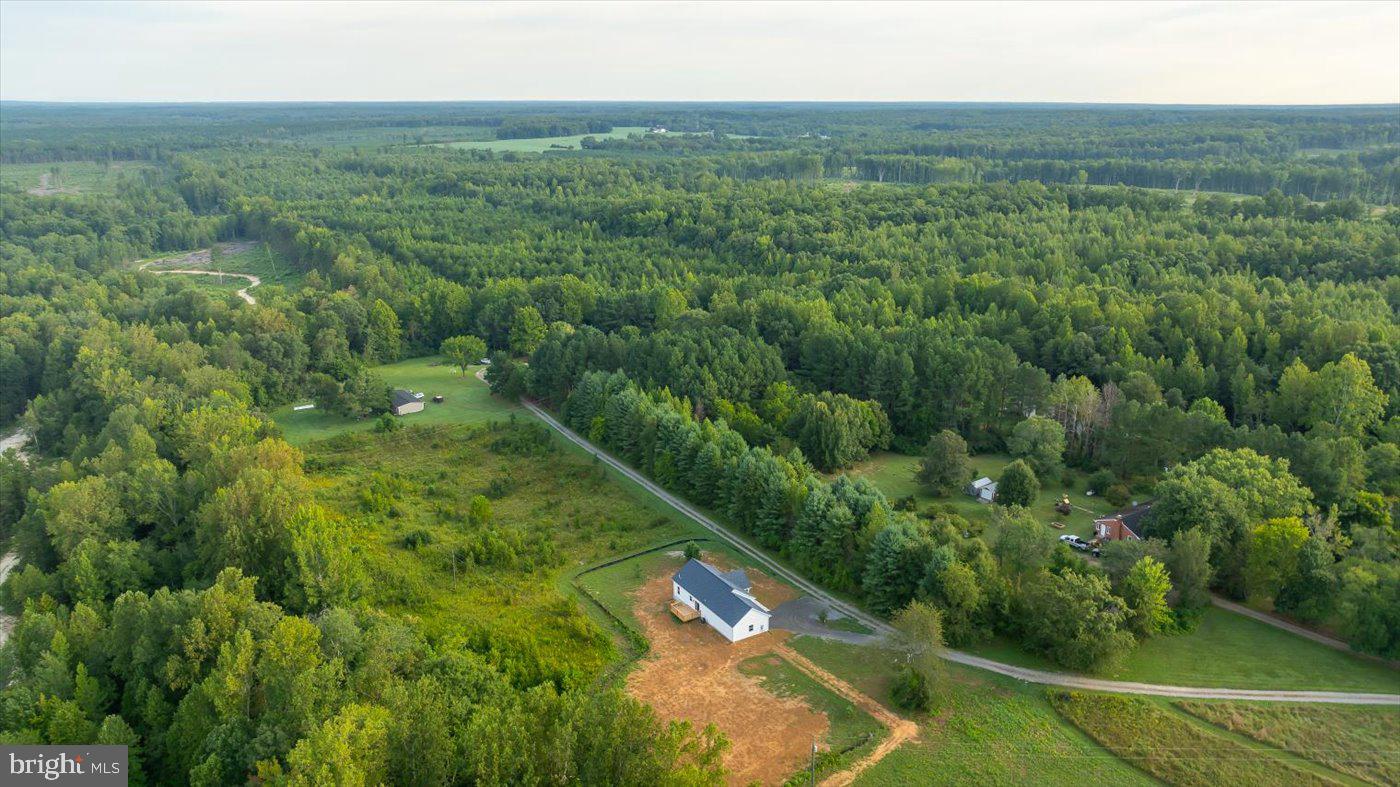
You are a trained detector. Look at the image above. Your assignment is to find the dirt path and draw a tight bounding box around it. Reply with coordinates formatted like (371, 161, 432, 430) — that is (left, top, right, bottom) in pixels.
(773, 644, 919, 787)
(137, 242, 261, 304)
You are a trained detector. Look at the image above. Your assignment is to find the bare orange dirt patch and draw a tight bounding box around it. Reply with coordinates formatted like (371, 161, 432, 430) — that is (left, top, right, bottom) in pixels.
(772, 644, 919, 787)
(625, 555, 819, 786)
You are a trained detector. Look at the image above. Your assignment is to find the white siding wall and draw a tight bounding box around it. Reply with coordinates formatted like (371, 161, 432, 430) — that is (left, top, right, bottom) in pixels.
(730, 609, 770, 642)
(673, 581, 771, 643)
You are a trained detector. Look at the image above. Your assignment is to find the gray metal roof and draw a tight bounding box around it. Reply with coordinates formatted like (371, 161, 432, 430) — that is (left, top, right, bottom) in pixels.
(673, 559, 769, 626)
(391, 389, 418, 407)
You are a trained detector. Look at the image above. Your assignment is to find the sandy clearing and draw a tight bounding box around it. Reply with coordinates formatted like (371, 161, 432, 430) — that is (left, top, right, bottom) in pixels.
(0, 428, 30, 461)
(626, 557, 819, 786)
(138, 242, 262, 304)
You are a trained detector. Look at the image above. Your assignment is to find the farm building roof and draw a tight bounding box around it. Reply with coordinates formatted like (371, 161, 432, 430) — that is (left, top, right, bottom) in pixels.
(391, 389, 419, 408)
(1096, 501, 1154, 539)
(673, 559, 769, 626)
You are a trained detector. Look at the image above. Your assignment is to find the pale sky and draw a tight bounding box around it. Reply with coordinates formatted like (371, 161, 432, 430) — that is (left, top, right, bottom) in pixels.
(2, 0, 1398, 104)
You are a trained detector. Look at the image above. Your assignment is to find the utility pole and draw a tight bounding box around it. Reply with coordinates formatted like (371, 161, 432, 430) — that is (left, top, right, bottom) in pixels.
(809, 735, 816, 786)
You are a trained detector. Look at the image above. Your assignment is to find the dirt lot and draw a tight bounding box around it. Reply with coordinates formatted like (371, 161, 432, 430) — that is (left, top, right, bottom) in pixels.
(137, 240, 259, 270)
(626, 554, 820, 786)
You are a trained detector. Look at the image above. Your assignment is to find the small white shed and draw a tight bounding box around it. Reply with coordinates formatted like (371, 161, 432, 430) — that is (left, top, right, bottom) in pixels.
(967, 477, 997, 503)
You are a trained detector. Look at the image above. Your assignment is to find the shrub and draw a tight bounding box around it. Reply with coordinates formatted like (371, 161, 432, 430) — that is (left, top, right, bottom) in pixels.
(1086, 469, 1117, 495)
(997, 460, 1040, 507)
(401, 530, 434, 549)
(890, 666, 931, 711)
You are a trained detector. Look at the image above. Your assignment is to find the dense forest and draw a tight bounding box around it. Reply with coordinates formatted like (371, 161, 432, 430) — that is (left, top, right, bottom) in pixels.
(1, 102, 1397, 782)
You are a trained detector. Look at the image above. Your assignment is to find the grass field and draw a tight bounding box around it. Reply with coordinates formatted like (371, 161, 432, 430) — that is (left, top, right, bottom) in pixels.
(839, 451, 1116, 542)
(435, 126, 649, 153)
(212, 242, 303, 289)
(787, 637, 1153, 786)
(1050, 692, 1349, 787)
(962, 604, 1400, 692)
(0, 160, 159, 194)
(1176, 701, 1400, 786)
(303, 419, 698, 687)
(139, 241, 304, 295)
(271, 356, 521, 444)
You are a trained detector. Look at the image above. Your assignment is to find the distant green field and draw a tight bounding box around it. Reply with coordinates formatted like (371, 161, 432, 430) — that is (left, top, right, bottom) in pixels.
(788, 637, 1152, 787)
(271, 356, 522, 445)
(436, 126, 650, 153)
(282, 125, 494, 149)
(838, 451, 1115, 542)
(0, 160, 158, 195)
(963, 605, 1399, 692)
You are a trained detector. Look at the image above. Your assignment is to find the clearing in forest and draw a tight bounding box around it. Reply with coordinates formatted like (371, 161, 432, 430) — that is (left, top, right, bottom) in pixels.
(1, 160, 159, 195)
(626, 558, 814, 786)
(617, 553, 915, 786)
(625, 553, 904, 786)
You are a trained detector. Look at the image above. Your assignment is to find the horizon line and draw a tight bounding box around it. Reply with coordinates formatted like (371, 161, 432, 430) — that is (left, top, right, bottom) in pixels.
(4, 98, 1399, 109)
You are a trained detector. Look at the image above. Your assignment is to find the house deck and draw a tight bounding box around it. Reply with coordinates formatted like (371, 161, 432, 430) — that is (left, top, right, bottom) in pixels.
(669, 599, 700, 622)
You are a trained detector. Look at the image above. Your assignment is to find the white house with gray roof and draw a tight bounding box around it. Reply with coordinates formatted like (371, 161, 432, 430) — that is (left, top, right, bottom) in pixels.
(671, 558, 771, 643)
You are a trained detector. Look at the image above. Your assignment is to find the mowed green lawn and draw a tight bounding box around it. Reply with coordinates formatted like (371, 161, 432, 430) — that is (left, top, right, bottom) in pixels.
(271, 356, 522, 445)
(435, 126, 649, 153)
(964, 605, 1400, 692)
(788, 637, 1153, 787)
(839, 451, 1116, 542)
